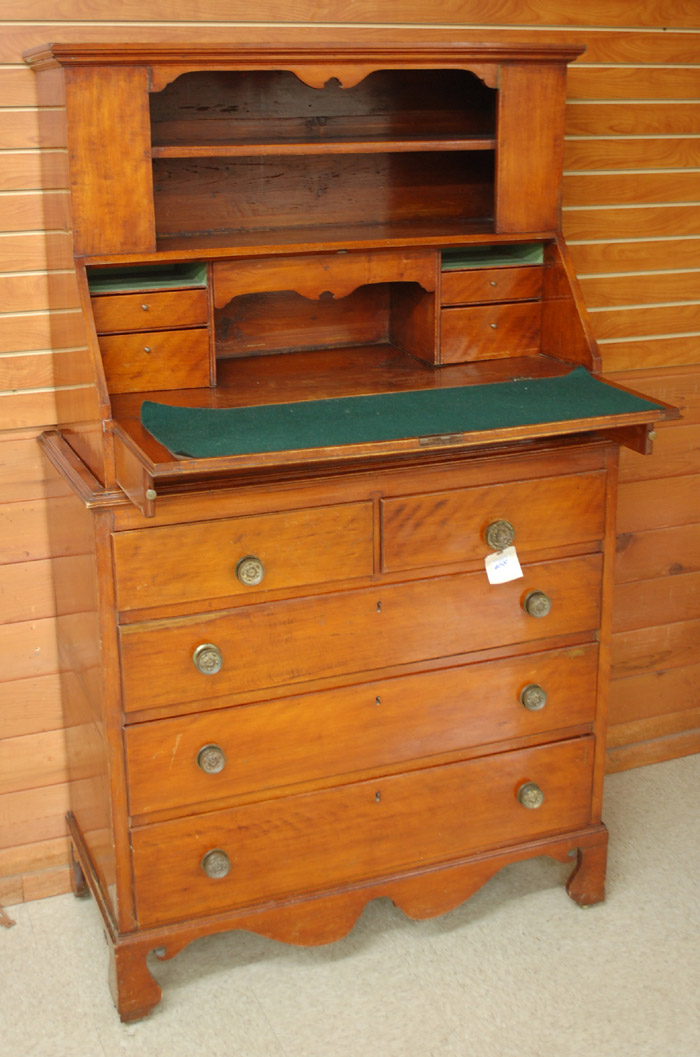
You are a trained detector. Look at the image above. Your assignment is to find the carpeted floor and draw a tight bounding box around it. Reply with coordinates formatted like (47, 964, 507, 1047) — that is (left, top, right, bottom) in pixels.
(2, 753, 699, 1057)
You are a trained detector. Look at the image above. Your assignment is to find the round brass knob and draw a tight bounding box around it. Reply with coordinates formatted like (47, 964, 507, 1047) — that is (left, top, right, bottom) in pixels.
(517, 782, 545, 809)
(192, 643, 223, 675)
(236, 555, 265, 586)
(520, 684, 547, 711)
(523, 590, 552, 618)
(201, 849, 230, 879)
(197, 744, 226, 774)
(141, 303, 149, 311)
(485, 519, 515, 551)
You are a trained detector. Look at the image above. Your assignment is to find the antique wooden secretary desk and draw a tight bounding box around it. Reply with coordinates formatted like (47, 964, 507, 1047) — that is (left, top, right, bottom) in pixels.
(25, 40, 673, 1020)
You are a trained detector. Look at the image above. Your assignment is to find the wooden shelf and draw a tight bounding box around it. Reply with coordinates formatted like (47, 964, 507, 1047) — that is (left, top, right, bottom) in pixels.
(150, 218, 498, 260)
(85, 227, 552, 268)
(151, 136, 496, 158)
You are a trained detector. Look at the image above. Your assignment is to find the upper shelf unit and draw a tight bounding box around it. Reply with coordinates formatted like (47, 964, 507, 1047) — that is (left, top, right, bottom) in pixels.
(24, 41, 582, 258)
(148, 69, 497, 155)
(149, 69, 496, 245)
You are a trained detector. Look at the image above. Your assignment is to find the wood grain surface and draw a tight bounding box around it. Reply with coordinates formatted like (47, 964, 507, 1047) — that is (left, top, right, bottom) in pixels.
(2, 2, 698, 906)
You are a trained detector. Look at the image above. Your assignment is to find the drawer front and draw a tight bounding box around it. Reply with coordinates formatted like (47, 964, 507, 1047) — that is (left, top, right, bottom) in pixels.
(441, 301, 541, 363)
(132, 736, 595, 927)
(92, 288, 208, 333)
(214, 248, 438, 304)
(120, 554, 602, 712)
(100, 328, 210, 394)
(382, 472, 606, 573)
(441, 266, 542, 306)
(114, 501, 374, 612)
(125, 643, 598, 816)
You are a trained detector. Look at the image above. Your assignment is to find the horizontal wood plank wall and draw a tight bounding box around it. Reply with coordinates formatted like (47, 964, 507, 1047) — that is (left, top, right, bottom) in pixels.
(0, 1, 698, 904)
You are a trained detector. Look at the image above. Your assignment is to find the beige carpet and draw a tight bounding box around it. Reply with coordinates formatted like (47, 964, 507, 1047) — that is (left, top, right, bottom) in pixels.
(2, 753, 699, 1057)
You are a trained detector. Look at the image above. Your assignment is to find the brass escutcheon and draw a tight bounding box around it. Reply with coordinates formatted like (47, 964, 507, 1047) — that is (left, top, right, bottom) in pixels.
(197, 744, 226, 774)
(520, 684, 547, 711)
(201, 849, 230, 879)
(485, 519, 515, 551)
(523, 590, 552, 618)
(517, 782, 545, 809)
(236, 555, 265, 586)
(193, 643, 223, 675)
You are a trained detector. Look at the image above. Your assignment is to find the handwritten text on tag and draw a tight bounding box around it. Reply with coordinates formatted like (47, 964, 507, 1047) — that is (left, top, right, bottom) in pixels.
(485, 545, 524, 585)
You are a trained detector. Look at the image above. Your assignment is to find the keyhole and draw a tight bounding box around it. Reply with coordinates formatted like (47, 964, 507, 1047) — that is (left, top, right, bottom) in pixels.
(375, 791, 381, 803)
(375, 695, 381, 706)
(376, 601, 382, 613)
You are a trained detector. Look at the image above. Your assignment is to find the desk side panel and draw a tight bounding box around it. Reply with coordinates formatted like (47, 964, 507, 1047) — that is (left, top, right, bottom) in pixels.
(43, 452, 131, 930)
(64, 65, 155, 256)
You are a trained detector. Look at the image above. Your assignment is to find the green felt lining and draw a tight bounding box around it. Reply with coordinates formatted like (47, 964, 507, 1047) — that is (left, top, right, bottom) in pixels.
(442, 243, 544, 270)
(140, 367, 663, 460)
(88, 262, 207, 294)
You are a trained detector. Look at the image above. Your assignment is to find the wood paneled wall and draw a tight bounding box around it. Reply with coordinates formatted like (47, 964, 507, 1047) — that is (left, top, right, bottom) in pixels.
(1, 2, 698, 905)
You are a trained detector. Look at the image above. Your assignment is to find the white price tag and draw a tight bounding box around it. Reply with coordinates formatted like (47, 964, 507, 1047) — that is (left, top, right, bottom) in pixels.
(484, 545, 524, 585)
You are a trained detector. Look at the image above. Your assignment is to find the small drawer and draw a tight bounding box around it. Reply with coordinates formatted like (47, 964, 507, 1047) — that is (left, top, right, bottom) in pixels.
(91, 288, 208, 334)
(113, 501, 374, 612)
(441, 266, 542, 306)
(382, 471, 606, 573)
(119, 555, 602, 713)
(99, 328, 210, 395)
(441, 301, 541, 363)
(125, 643, 598, 816)
(131, 735, 595, 927)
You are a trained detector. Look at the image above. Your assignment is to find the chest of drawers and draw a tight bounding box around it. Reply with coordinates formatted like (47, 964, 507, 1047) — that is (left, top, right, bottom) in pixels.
(29, 39, 674, 1020)
(45, 434, 621, 1020)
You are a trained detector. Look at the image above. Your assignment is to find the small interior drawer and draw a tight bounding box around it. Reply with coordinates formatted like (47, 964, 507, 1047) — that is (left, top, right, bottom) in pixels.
(99, 328, 210, 395)
(113, 501, 374, 612)
(124, 643, 598, 817)
(91, 288, 208, 334)
(382, 471, 606, 573)
(441, 265, 542, 306)
(440, 300, 542, 363)
(131, 735, 595, 927)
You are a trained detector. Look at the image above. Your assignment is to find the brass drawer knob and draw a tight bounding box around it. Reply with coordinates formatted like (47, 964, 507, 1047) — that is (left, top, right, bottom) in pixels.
(523, 590, 552, 618)
(197, 744, 226, 774)
(236, 555, 265, 586)
(201, 849, 230, 879)
(520, 684, 547, 711)
(485, 519, 515, 551)
(517, 782, 545, 809)
(192, 643, 223, 675)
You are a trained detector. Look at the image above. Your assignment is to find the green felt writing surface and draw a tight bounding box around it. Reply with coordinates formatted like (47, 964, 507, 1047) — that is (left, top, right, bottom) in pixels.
(140, 368, 663, 460)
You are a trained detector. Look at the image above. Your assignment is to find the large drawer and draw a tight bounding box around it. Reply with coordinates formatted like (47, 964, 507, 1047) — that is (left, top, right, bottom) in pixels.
(119, 554, 603, 713)
(131, 735, 595, 927)
(125, 643, 598, 816)
(440, 301, 541, 363)
(92, 288, 208, 333)
(114, 501, 374, 612)
(382, 471, 606, 572)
